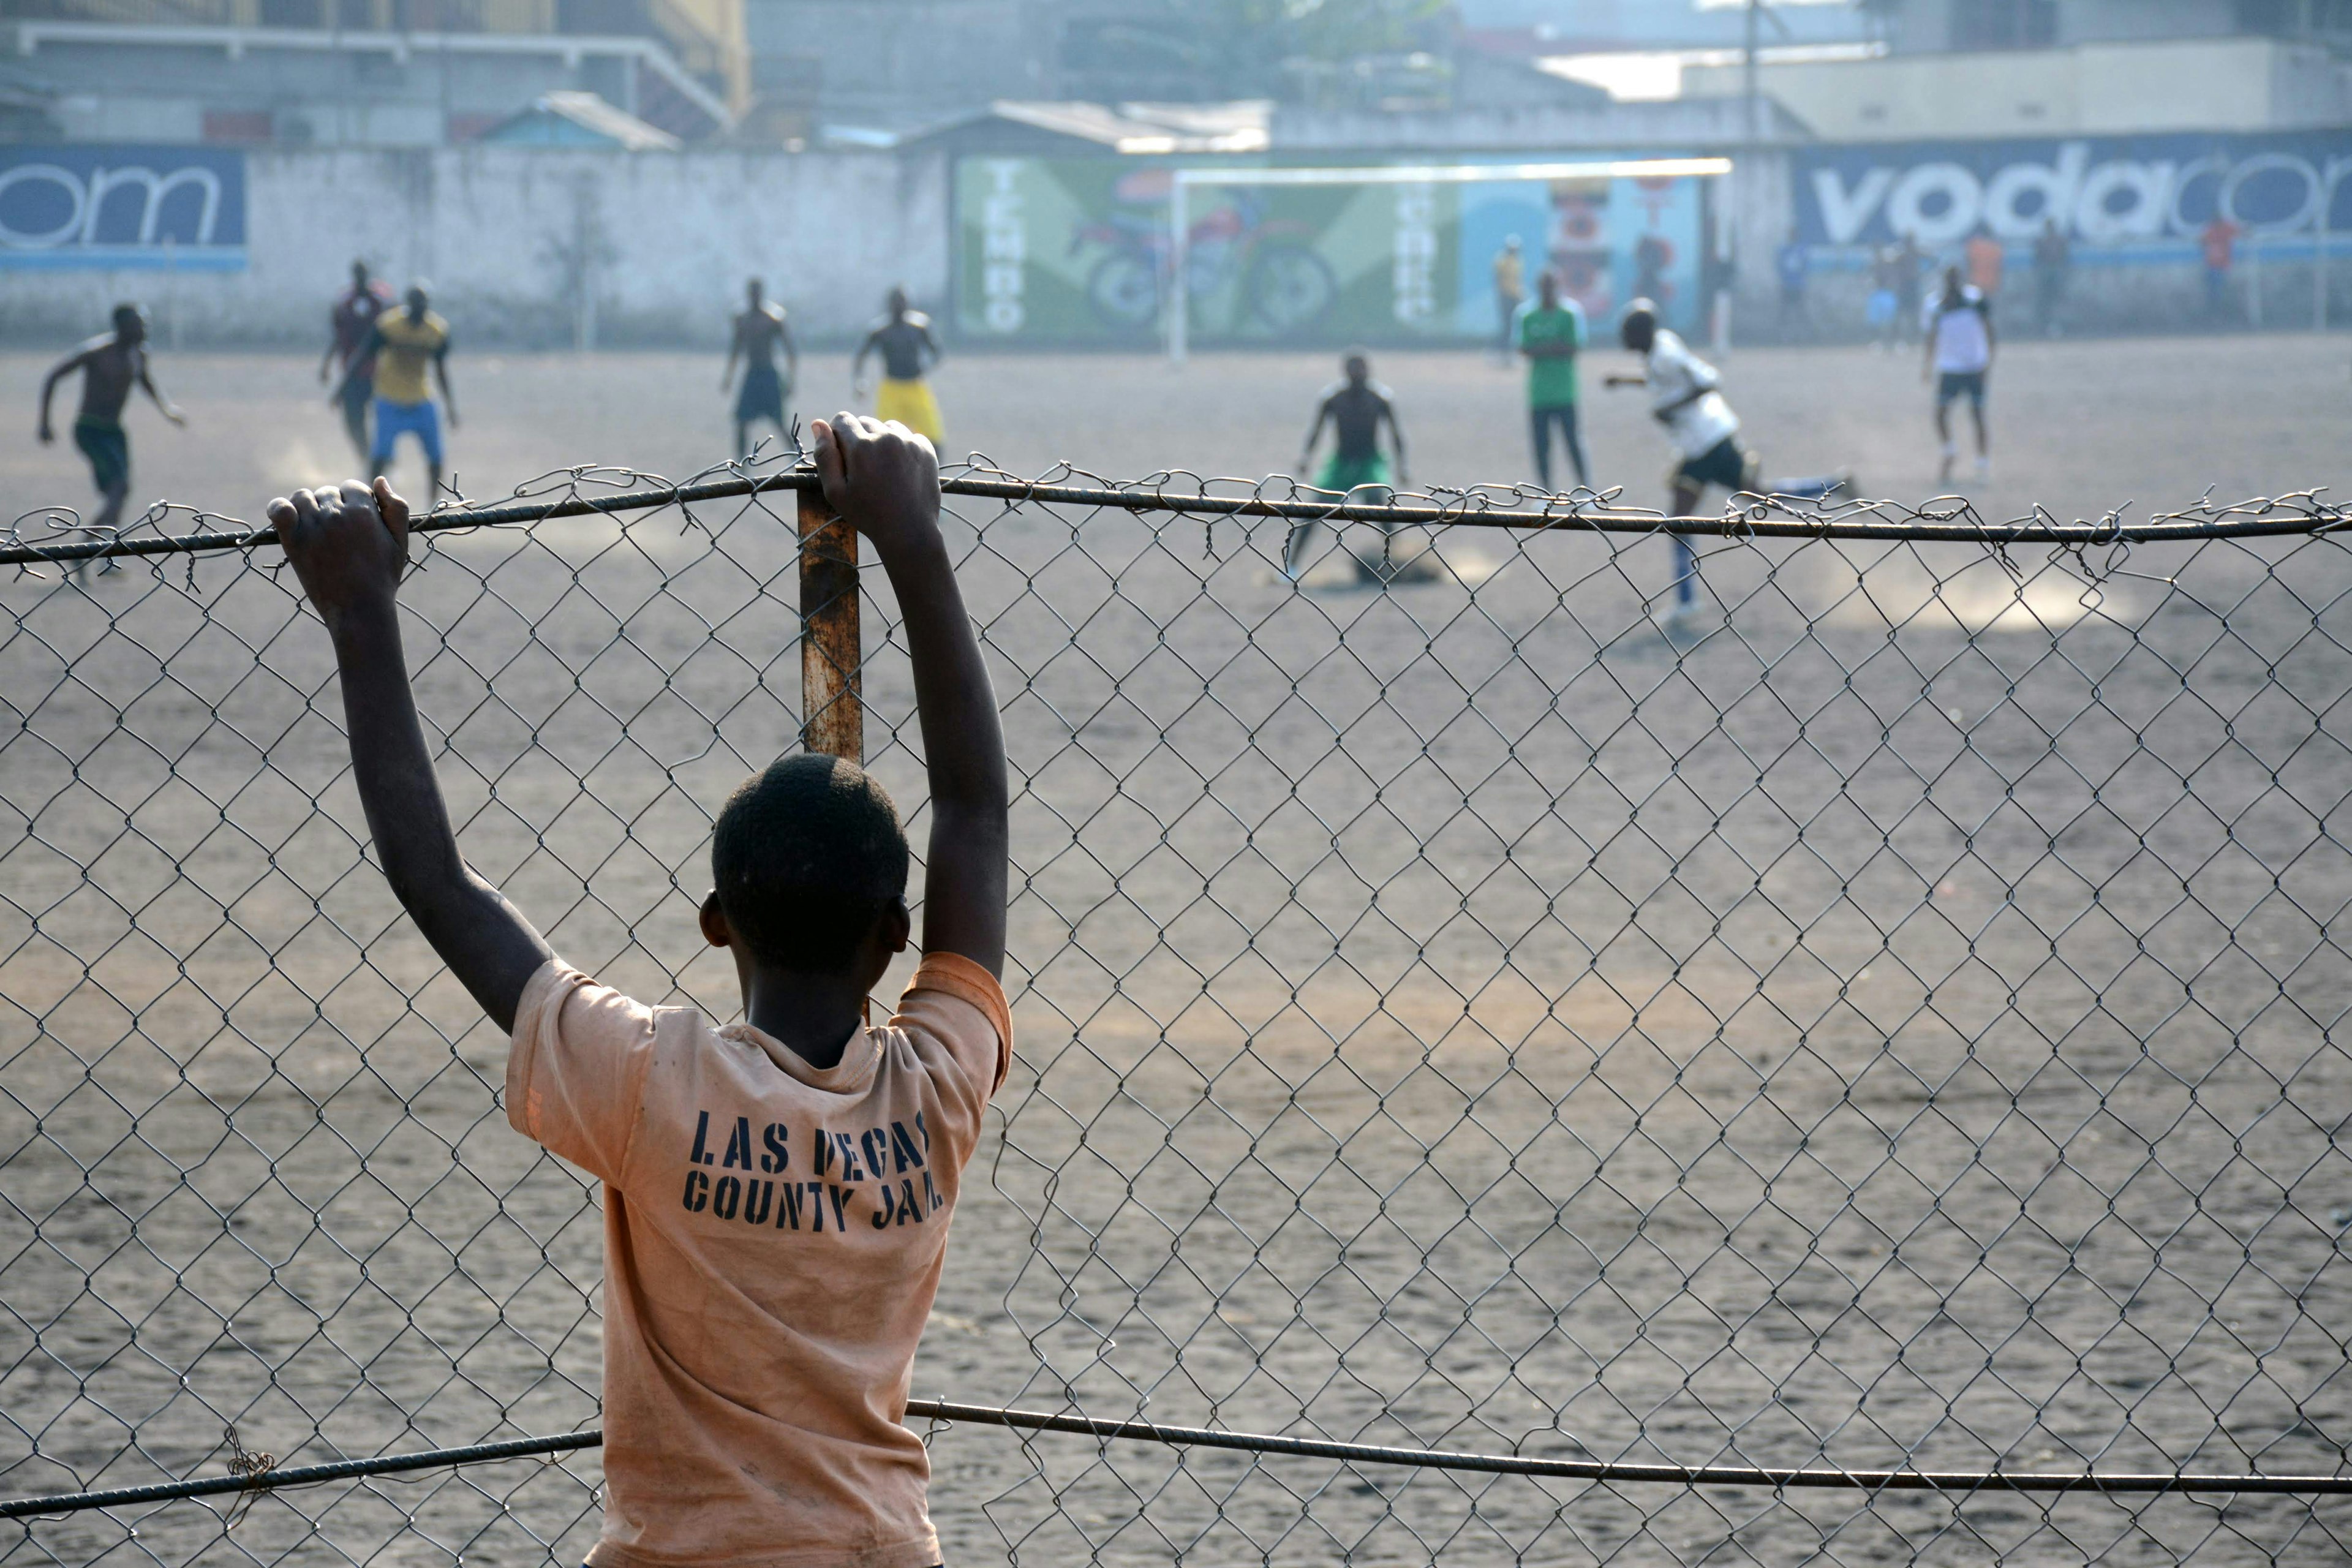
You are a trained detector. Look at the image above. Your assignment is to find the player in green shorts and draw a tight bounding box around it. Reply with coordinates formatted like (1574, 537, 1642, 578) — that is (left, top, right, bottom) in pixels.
(1287, 351, 1408, 582)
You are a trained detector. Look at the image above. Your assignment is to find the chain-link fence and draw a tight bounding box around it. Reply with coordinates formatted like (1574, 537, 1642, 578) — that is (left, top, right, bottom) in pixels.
(4, 460, 2350, 1567)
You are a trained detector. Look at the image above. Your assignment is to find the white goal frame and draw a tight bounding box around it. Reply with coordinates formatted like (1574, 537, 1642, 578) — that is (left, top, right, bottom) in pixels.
(1163, 156, 1735, 361)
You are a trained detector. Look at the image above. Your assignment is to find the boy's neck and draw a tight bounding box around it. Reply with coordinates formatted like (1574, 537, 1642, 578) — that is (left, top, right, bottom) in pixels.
(739, 968, 870, 1070)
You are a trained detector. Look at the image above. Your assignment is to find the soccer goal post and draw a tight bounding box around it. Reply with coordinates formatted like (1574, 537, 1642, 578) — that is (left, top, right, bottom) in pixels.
(1163, 156, 1735, 362)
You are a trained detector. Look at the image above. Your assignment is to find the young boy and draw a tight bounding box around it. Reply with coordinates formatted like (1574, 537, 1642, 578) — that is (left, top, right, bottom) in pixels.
(266, 412, 1010, 1568)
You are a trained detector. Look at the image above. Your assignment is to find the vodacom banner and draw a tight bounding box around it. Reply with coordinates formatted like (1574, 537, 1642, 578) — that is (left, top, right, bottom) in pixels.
(0, 146, 247, 270)
(1794, 132, 2352, 251)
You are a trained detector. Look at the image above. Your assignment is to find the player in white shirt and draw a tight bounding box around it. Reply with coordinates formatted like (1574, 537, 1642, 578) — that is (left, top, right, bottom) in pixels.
(1923, 265, 1995, 484)
(1605, 299, 1847, 624)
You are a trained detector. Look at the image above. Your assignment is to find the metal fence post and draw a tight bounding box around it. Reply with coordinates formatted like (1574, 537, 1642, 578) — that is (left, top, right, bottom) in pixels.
(799, 486, 862, 762)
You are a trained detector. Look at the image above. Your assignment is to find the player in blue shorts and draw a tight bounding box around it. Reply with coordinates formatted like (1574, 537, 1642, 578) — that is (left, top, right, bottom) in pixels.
(723, 277, 799, 458)
(336, 284, 457, 500)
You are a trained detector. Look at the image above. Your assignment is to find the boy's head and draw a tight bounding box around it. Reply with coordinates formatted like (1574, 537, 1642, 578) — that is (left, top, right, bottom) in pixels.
(1342, 350, 1369, 384)
(1537, 270, 1560, 306)
(706, 753, 911, 976)
(886, 285, 910, 316)
(405, 282, 431, 317)
(111, 303, 146, 344)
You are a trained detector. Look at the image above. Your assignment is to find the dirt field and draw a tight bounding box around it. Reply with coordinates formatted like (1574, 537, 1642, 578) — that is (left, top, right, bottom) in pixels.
(4, 336, 2352, 1567)
(4, 331, 2350, 525)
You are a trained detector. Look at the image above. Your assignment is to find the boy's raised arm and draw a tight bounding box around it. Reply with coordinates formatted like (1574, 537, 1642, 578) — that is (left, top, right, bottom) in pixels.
(814, 414, 1008, 976)
(271, 480, 554, 1031)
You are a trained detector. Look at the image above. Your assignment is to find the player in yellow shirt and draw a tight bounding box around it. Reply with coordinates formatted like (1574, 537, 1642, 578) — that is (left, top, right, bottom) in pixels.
(335, 283, 458, 500)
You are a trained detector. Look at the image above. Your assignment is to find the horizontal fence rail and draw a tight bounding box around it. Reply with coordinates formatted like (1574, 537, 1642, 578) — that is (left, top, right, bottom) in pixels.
(4, 454, 2350, 1567)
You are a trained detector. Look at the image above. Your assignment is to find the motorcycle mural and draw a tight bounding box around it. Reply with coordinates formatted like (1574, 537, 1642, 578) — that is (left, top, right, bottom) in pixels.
(958, 155, 1713, 347)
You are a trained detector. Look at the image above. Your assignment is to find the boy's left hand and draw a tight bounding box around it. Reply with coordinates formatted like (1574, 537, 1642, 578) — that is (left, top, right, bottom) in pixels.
(268, 477, 410, 623)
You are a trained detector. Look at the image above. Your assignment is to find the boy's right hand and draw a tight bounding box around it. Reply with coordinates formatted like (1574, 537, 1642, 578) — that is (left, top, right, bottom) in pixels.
(812, 413, 940, 557)
(268, 477, 410, 625)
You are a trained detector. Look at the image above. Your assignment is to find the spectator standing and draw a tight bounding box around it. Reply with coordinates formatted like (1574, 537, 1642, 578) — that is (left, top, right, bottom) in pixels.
(2202, 213, 2241, 322)
(1515, 271, 1590, 492)
(2032, 219, 2071, 337)
(1776, 227, 1809, 332)
(1965, 223, 2005, 306)
(1868, 243, 1904, 350)
(1894, 231, 1927, 344)
(1491, 237, 1526, 364)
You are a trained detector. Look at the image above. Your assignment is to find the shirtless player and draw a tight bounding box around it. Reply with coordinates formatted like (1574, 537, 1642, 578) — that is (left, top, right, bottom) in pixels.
(37, 304, 186, 579)
(853, 287, 944, 445)
(722, 277, 799, 458)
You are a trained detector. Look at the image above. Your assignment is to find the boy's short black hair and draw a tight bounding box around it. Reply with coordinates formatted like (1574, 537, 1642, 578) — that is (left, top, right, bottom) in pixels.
(712, 754, 910, 971)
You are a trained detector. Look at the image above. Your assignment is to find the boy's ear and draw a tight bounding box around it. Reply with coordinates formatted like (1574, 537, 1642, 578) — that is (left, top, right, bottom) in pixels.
(884, 897, 911, 956)
(699, 891, 731, 949)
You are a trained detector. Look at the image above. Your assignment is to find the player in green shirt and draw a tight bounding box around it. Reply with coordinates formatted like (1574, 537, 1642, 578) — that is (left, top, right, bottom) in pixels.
(1516, 271, 1589, 492)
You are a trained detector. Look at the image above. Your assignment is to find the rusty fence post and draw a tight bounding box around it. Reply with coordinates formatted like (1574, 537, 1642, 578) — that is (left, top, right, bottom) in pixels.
(798, 486, 862, 762)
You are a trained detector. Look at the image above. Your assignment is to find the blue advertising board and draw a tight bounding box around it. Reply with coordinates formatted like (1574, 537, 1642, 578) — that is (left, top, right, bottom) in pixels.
(1793, 132, 2352, 251)
(0, 146, 247, 270)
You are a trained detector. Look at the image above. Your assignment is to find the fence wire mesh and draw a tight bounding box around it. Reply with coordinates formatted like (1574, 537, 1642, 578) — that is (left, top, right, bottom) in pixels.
(3, 459, 2351, 1568)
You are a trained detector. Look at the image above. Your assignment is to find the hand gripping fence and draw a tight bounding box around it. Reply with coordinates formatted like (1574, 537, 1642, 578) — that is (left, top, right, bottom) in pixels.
(4, 454, 2352, 1567)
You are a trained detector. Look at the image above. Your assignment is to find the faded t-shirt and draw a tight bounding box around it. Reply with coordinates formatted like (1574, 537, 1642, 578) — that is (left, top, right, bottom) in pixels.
(506, 951, 1012, 1568)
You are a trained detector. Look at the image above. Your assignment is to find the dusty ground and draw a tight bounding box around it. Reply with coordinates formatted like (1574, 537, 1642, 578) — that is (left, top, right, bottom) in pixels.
(3, 337, 2352, 1567)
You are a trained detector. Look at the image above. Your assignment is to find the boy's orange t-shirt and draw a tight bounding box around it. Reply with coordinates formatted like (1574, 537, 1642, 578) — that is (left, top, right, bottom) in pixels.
(505, 951, 1012, 1568)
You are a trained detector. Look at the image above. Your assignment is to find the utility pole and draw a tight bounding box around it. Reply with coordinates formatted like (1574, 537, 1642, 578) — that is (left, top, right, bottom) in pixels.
(1744, 0, 1762, 145)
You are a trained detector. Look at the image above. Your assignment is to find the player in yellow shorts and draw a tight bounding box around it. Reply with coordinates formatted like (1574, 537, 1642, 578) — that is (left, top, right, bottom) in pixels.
(853, 287, 944, 445)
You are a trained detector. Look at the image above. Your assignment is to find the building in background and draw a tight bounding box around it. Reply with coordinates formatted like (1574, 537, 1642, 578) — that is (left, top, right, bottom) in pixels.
(739, 0, 1603, 142)
(1678, 0, 2352, 137)
(0, 0, 745, 145)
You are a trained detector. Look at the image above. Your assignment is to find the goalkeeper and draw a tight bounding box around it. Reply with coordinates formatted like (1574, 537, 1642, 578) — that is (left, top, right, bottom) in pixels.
(1286, 350, 1409, 582)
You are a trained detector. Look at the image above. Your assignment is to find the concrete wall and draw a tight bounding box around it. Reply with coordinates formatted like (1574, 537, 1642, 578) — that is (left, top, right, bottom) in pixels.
(2, 146, 950, 348)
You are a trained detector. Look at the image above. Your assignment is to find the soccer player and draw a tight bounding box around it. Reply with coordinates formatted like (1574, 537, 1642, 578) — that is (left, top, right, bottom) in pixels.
(1515, 270, 1589, 492)
(336, 283, 457, 502)
(723, 277, 799, 458)
(1287, 350, 1408, 582)
(853, 287, 944, 445)
(263, 410, 1008, 1568)
(1605, 299, 1845, 625)
(37, 303, 185, 581)
(1923, 263, 1994, 484)
(320, 259, 394, 462)
(1491, 236, 1526, 363)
